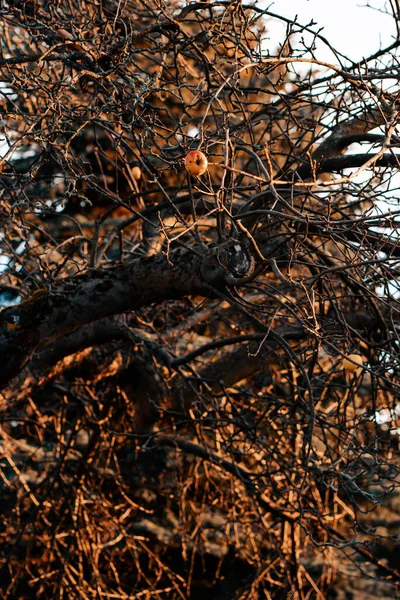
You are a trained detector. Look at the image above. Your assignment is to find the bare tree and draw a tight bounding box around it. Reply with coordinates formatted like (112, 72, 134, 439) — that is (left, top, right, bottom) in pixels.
(0, 1, 399, 598)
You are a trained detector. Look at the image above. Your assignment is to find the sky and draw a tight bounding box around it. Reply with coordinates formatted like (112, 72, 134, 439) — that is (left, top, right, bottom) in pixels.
(264, 0, 396, 63)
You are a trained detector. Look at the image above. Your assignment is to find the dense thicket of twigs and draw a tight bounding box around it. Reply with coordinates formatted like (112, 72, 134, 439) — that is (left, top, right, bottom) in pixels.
(0, 1, 400, 598)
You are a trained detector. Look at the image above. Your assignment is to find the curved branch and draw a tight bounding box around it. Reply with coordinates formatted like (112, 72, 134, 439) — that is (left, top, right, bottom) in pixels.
(0, 248, 210, 388)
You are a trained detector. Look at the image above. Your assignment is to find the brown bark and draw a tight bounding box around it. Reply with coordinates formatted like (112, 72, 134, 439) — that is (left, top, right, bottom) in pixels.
(0, 247, 210, 388)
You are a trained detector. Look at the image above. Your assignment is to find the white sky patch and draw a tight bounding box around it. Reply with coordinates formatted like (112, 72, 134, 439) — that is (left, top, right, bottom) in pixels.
(187, 126, 199, 138)
(374, 404, 400, 436)
(0, 254, 10, 273)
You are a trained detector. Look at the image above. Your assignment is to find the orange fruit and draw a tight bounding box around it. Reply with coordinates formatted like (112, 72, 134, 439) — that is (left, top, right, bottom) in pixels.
(184, 150, 208, 176)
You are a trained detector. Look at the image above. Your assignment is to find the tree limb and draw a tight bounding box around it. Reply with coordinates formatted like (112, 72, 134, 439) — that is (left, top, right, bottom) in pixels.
(297, 152, 400, 179)
(0, 247, 210, 388)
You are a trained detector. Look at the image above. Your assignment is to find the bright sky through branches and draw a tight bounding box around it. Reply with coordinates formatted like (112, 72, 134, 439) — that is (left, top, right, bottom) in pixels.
(265, 0, 396, 62)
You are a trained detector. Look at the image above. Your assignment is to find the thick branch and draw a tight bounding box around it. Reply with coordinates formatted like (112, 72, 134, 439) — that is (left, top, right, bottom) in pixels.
(0, 248, 209, 388)
(312, 107, 386, 160)
(297, 152, 400, 179)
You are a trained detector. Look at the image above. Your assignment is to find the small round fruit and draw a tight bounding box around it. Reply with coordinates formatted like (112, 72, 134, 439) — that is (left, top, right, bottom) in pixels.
(132, 166, 141, 180)
(184, 150, 208, 177)
(343, 354, 363, 373)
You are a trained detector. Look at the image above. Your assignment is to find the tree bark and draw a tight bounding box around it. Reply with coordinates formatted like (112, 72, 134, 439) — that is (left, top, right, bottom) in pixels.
(0, 248, 210, 388)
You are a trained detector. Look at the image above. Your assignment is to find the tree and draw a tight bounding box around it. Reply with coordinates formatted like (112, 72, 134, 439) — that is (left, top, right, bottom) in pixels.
(0, 1, 399, 598)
